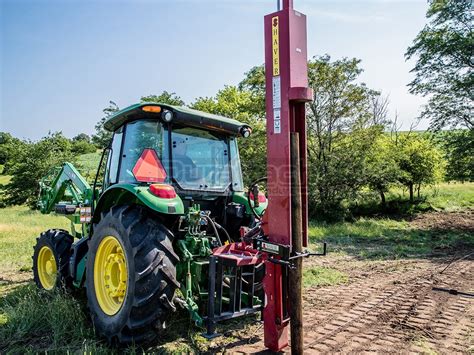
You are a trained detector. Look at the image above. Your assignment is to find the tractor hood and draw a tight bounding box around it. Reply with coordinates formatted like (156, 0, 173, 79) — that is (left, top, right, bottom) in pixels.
(103, 103, 252, 137)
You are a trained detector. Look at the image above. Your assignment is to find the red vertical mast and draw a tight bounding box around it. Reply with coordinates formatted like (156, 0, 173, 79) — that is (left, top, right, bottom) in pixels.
(263, 0, 312, 351)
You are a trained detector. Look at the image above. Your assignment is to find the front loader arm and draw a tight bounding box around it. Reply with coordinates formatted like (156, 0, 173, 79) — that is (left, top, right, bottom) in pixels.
(38, 162, 92, 214)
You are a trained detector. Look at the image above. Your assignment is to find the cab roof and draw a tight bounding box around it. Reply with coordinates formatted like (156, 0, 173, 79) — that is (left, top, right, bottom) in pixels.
(103, 103, 251, 137)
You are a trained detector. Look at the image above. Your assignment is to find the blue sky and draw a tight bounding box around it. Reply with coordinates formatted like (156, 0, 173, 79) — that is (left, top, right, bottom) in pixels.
(1, 0, 428, 140)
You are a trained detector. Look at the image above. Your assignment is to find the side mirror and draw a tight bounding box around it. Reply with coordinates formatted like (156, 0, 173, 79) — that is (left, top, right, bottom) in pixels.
(251, 184, 260, 208)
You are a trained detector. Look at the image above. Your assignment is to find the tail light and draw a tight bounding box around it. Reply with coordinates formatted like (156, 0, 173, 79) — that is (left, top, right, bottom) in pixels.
(149, 184, 177, 199)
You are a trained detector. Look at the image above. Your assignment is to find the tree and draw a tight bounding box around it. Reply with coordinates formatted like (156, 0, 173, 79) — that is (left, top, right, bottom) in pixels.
(238, 65, 266, 116)
(72, 133, 91, 143)
(92, 101, 119, 148)
(1, 132, 74, 207)
(396, 134, 445, 202)
(365, 133, 401, 206)
(406, 0, 473, 130)
(71, 133, 96, 154)
(71, 140, 97, 155)
(1, 133, 26, 175)
(0, 132, 13, 165)
(141, 91, 185, 106)
(306, 55, 387, 219)
(0, 132, 21, 167)
(438, 129, 474, 182)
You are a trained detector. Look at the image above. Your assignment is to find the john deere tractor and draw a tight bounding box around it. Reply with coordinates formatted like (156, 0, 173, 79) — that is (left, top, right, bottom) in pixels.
(33, 103, 267, 344)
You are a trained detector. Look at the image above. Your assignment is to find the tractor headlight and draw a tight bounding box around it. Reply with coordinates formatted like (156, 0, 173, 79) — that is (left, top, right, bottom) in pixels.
(162, 110, 173, 122)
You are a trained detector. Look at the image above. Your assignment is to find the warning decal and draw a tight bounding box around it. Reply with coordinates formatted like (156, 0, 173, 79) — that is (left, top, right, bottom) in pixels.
(274, 108, 281, 134)
(272, 16, 280, 76)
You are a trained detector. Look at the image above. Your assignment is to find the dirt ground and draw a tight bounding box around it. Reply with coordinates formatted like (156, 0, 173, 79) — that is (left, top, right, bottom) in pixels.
(410, 210, 474, 233)
(220, 212, 474, 354)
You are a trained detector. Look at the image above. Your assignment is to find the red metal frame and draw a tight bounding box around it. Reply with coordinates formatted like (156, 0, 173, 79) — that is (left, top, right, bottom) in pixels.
(263, 0, 312, 351)
(212, 242, 262, 266)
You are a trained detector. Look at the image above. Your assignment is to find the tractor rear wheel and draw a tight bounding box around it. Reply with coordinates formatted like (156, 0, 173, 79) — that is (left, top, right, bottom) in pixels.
(32, 229, 73, 290)
(86, 205, 179, 345)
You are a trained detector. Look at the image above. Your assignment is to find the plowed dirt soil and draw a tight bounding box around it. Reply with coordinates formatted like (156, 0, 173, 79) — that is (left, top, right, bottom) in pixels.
(221, 213, 474, 354)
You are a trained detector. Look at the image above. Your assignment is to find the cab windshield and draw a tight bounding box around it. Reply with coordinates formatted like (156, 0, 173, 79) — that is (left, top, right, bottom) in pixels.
(115, 120, 243, 192)
(171, 126, 234, 191)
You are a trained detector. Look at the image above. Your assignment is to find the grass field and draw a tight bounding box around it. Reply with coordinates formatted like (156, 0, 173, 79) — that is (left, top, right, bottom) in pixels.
(0, 206, 70, 275)
(349, 182, 474, 217)
(309, 213, 473, 259)
(388, 182, 474, 211)
(0, 182, 473, 353)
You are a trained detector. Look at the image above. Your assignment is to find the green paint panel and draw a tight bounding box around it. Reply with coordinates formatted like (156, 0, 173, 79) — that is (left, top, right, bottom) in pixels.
(232, 191, 267, 216)
(98, 183, 184, 215)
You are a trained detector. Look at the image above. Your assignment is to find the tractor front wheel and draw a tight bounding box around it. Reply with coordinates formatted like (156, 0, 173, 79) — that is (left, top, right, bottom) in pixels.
(32, 229, 73, 290)
(86, 205, 179, 345)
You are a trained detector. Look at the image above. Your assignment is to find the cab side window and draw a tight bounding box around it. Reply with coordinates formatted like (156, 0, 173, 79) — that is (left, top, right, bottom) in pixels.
(107, 127, 123, 186)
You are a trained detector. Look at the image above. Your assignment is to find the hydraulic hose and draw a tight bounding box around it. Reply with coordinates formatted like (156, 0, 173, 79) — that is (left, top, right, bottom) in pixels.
(215, 222, 233, 243)
(205, 216, 223, 247)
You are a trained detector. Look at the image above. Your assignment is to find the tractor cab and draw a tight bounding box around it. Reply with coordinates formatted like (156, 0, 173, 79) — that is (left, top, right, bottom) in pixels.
(98, 102, 263, 238)
(103, 103, 247, 194)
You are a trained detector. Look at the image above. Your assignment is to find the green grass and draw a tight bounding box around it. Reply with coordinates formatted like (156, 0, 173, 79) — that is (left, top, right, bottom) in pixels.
(0, 286, 103, 353)
(0, 206, 70, 275)
(309, 216, 473, 260)
(352, 182, 474, 217)
(387, 182, 474, 211)
(0, 284, 199, 353)
(303, 266, 348, 288)
(0, 283, 254, 353)
(0, 206, 102, 352)
(420, 182, 473, 211)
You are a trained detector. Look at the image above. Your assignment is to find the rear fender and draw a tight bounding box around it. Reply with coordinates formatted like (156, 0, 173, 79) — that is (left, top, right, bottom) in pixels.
(93, 184, 184, 224)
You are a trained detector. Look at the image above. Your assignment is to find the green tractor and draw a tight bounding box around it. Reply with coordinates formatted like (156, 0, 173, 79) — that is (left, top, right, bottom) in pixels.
(33, 103, 267, 344)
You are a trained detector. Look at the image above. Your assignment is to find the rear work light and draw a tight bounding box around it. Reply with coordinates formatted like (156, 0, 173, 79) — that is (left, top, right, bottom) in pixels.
(142, 105, 162, 113)
(241, 127, 252, 138)
(149, 184, 177, 199)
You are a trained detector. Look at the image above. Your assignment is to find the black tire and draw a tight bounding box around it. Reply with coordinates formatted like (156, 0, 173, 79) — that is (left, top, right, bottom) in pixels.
(86, 205, 180, 345)
(32, 229, 73, 290)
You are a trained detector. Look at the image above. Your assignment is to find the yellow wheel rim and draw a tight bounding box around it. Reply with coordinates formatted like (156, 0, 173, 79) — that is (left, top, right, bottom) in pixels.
(94, 236, 128, 315)
(37, 246, 57, 290)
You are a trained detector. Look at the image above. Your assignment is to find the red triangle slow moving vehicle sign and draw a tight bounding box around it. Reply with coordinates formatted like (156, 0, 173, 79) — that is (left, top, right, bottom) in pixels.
(132, 148, 167, 183)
